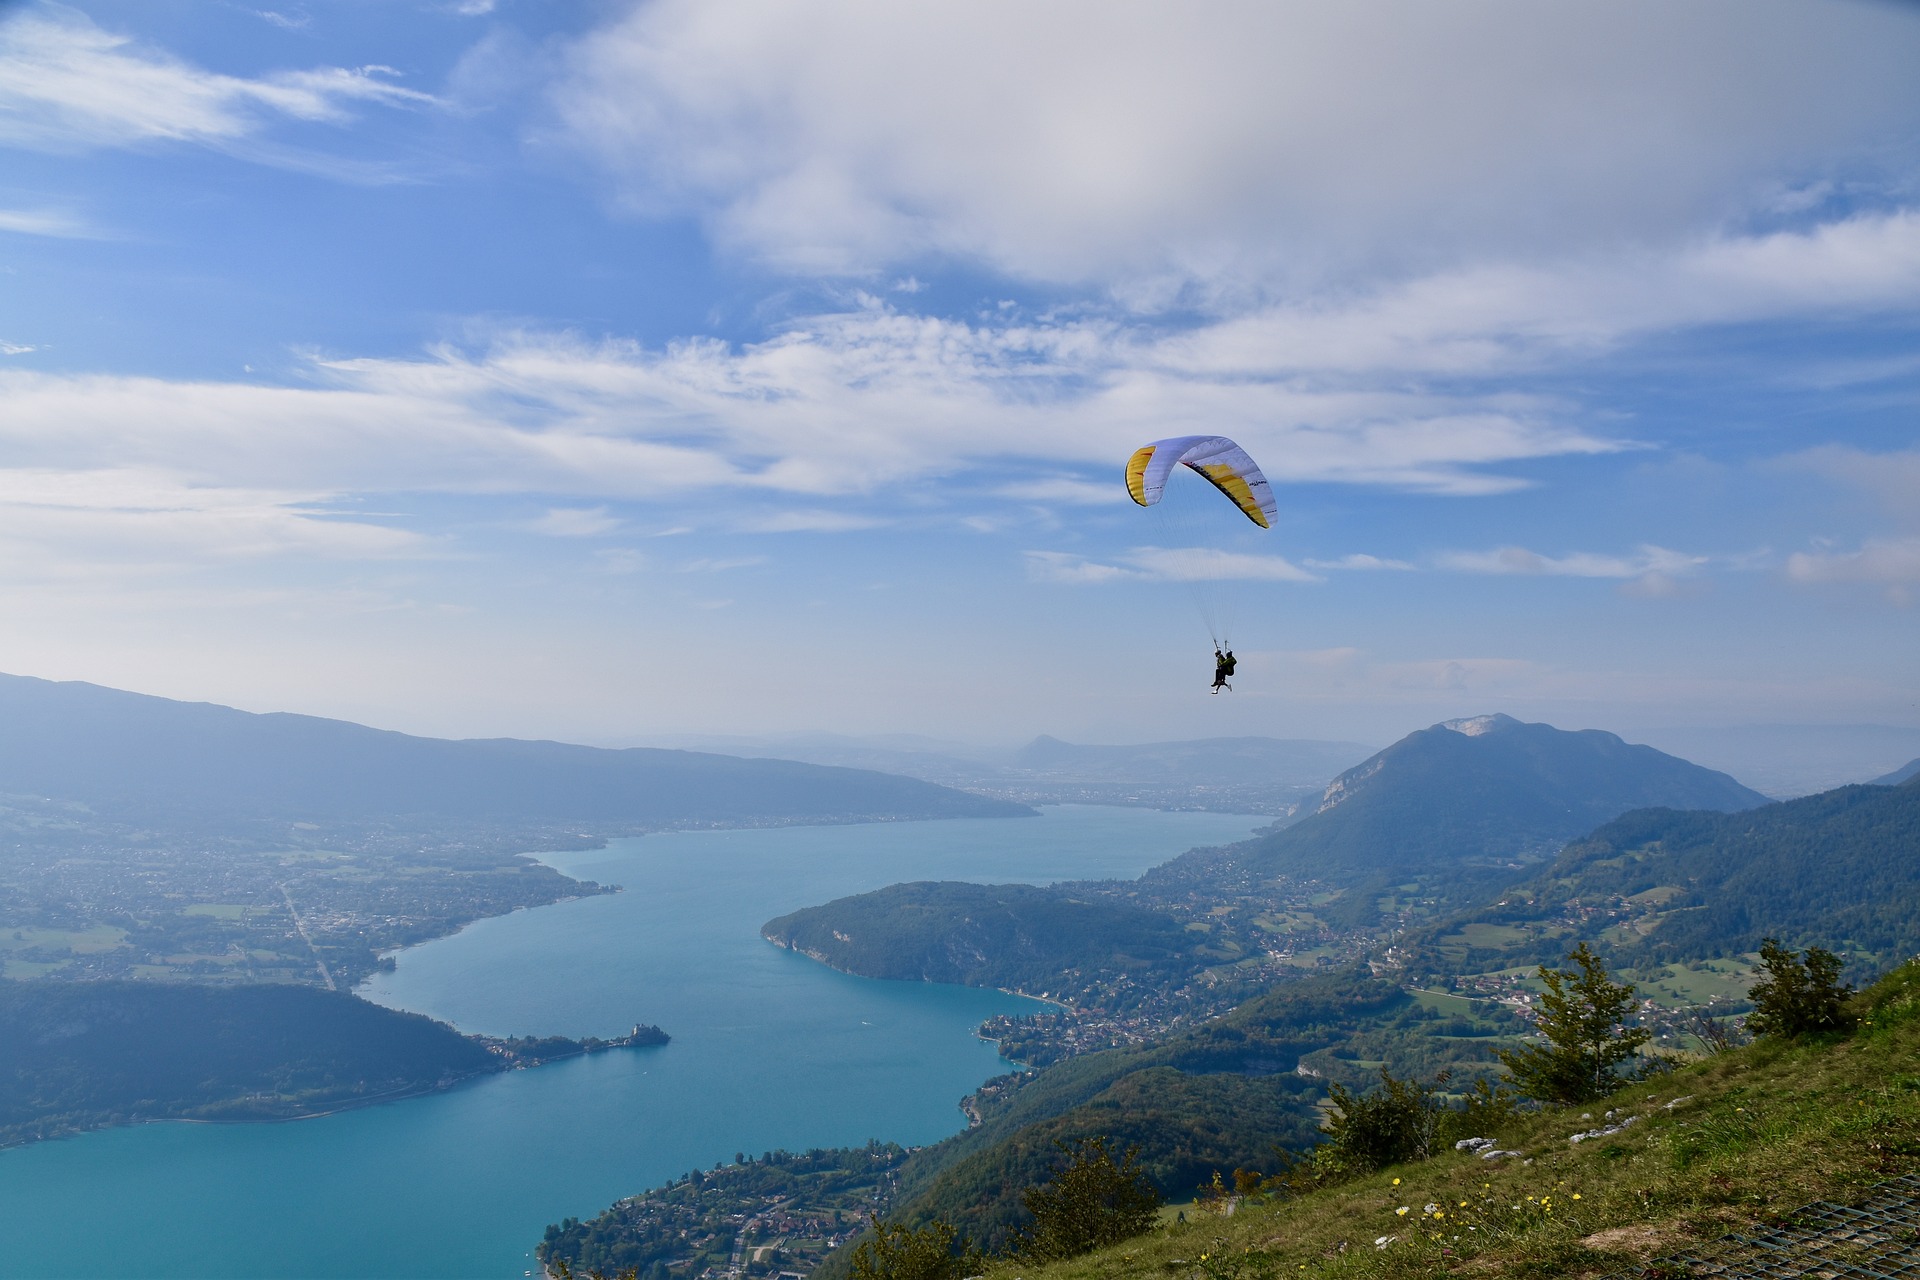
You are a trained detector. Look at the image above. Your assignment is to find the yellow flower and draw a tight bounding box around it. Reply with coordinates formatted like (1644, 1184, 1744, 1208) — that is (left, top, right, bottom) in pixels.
(1396, 1206, 1410, 1216)
(1572, 1193, 1582, 1200)
(1392, 1177, 1401, 1185)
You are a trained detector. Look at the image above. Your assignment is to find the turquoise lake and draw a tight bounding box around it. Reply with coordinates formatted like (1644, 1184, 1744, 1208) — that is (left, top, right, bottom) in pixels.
(0, 805, 1264, 1279)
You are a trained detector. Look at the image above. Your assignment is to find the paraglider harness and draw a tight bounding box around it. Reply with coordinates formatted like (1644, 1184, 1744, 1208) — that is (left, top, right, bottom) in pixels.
(1212, 648, 1236, 694)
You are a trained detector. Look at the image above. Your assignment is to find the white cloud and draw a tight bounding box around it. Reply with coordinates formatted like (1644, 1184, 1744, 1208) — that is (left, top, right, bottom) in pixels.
(1024, 551, 1133, 584)
(0, 341, 36, 356)
(1789, 446, 1920, 528)
(676, 555, 766, 573)
(0, 206, 99, 238)
(0, 308, 1628, 511)
(1436, 544, 1707, 580)
(735, 510, 884, 533)
(1024, 546, 1316, 584)
(1305, 554, 1414, 571)
(0, 467, 419, 576)
(0, 7, 437, 153)
(554, 0, 1920, 286)
(528, 506, 622, 536)
(996, 477, 1119, 506)
(1124, 546, 1317, 583)
(1786, 538, 1920, 589)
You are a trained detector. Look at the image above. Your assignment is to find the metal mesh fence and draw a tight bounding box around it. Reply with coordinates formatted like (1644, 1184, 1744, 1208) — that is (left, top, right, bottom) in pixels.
(1607, 1175, 1920, 1278)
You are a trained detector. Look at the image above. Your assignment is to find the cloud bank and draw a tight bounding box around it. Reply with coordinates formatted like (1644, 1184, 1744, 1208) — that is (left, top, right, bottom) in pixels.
(554, 0, 1920, 287)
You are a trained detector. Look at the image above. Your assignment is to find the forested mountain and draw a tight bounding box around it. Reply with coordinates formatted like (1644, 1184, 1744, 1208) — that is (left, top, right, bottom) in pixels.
(763, 882, 1196, 991)
(1413, 774, 1920, 975)
(1876, 757, 1920, 786)
(0, 673, 1029, 828)
(4, 981, 484, 1145)
(1158, 714, 1769, 924)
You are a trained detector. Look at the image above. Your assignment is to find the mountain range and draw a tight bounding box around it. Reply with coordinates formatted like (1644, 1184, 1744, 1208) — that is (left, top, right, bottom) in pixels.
(634, 730, 1375, 812)
(1153, 713, 1770, 924)
(0, 673, 1028, 830)
(1877, 757, 1920, 786)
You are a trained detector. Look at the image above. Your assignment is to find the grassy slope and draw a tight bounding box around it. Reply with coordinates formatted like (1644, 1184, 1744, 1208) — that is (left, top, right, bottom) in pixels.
(998, 966, 1920, 1280)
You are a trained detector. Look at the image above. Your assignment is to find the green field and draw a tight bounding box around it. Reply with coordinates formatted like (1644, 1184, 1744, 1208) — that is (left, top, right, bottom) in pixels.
(183, 903, 251, 920)
(1443, 922, 1532, 949)
(0, 925, 128, 955)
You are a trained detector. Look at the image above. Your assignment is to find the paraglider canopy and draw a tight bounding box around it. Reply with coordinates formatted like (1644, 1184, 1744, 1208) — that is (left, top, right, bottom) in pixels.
(1125, 435, 1277, 529)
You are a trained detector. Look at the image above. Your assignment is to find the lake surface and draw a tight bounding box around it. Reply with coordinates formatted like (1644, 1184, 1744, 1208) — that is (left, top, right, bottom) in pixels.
(0, 806, 1263, 1280)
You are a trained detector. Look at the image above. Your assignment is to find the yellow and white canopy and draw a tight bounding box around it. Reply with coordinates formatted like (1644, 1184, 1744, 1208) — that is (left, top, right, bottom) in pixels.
(1125, 435, 1277, 529)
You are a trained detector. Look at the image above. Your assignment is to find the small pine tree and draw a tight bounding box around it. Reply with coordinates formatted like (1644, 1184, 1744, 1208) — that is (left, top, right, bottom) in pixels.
(1497, 942, 1650, 1105)
(1746, 937, 1856, 1038)
(849, 1215, 982, 1280)
(1015, 1136, 1163, 1262)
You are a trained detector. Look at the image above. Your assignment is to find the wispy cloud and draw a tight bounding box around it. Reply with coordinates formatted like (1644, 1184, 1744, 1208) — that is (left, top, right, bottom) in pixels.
(1305, 553, 1414, 571)
(0, 466, 419, 579)
(0, 206, 101, 238)
(0, 341, 36, 356)
(735, 510, 884, 533)
(677, 555, 767, 573)
(1786, 538, 1920, 599)
(1025, 546, 1316, 584)
(528, 505, 622, 537)
(0, 7, 438, 154)
(996, 477, 1119, 506)
(1435, 544, 1707, 580)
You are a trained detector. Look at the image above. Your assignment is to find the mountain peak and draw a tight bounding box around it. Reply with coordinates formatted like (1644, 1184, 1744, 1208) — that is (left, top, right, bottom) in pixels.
(1438, 713, 1522, 737)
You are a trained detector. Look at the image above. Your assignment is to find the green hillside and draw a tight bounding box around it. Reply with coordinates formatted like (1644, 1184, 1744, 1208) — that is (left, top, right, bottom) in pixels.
(1181, 715, 1769, 927)
(763, 881, 1198, 991)
(824, 972, 1521, 1262)
(1415, 774, 1920, 976)
(1007, 961, 1920, 1280)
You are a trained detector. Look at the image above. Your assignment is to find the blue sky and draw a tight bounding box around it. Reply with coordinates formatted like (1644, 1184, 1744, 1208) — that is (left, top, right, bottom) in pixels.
(0, 0, 1917, 753)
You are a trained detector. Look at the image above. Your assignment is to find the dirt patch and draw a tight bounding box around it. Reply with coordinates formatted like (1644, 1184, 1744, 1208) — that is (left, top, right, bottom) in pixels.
(1581, 1221, 1682, 1258)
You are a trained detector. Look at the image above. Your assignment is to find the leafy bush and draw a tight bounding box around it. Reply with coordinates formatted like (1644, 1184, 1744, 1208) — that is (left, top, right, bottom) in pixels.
(1319, 1069, 1447, 1174)
(1747, 937, 1856, 1039)
(1015, 1136, 1163, 1262)
(850, 1216, 982, 1280)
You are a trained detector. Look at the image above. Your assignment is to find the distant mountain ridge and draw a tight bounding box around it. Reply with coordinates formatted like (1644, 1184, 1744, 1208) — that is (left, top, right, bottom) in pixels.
(634, 730, 1373, 814)
(0, 673, 1030, 829)
(1156, 713, 1770, 923)
(1876, 758, 1920, 786)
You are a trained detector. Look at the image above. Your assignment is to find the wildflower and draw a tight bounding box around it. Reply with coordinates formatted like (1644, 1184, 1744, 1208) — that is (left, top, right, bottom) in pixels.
(1396, 1206, 1410, 1216)
(1572, 1193, 1582, 1200)
(1392, 1177, 1401, 1186)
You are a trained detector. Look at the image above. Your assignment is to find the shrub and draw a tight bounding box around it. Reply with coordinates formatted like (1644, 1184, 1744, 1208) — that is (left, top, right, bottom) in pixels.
(1747, 937, 1856, 1039)
(850, 1215, 983, 1280)
(1015, 1136, 1163, 1262)
(1319, 1068, 1448, 1174)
